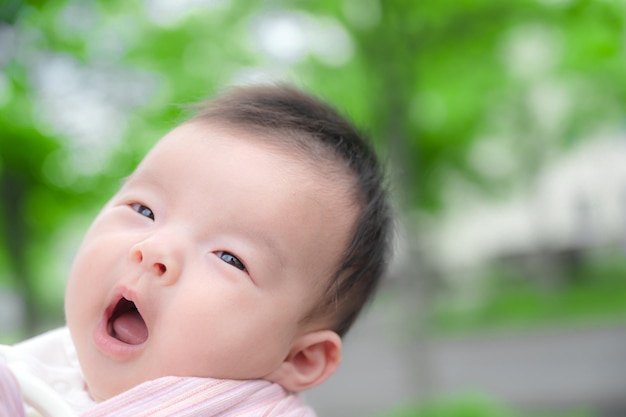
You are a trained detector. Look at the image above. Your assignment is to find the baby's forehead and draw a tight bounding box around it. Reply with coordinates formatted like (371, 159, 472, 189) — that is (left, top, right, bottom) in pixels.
(140, 120, 355, 195)
(161, 120, 353, 178)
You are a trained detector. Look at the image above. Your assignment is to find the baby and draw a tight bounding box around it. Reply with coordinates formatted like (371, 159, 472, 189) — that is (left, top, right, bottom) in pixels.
(0, 84, 393, 416)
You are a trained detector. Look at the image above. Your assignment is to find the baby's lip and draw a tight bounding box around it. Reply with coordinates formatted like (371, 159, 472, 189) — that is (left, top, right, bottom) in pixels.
(93, 287, 149, 358)
(105, 288, 138, 319)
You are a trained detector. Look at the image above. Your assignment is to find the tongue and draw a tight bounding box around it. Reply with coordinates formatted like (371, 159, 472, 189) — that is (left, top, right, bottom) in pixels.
(112, 310, 148, 345)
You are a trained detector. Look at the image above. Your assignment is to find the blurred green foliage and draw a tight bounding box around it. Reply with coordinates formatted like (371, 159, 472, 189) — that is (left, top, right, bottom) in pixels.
(378, 394, 594, 417)
(433, 249, 626, 335)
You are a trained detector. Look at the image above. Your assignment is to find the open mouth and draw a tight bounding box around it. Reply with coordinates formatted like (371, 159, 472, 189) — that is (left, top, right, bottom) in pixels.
(107, 297, 148, 345)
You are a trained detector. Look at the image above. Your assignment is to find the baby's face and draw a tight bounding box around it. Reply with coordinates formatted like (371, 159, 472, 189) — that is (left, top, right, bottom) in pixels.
(64, 122, 355, 401)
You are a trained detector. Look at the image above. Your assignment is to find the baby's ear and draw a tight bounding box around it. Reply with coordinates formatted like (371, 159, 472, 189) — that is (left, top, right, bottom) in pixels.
(266, 330, 342, 392)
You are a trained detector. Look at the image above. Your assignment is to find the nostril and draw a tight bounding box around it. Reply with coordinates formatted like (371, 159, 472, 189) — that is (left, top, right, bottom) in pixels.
(130, 247, 143, 263)
(155, 263, 166, 274)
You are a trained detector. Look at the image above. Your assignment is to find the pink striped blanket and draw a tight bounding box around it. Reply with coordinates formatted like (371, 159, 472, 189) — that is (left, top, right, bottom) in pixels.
(0, 362, 25, 417)
(1, 362, 317, 417)
(83, 376, 316, 417)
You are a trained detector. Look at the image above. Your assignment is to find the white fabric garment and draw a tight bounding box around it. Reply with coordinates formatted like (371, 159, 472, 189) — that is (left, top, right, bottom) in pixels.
(0, 327, 96, 415)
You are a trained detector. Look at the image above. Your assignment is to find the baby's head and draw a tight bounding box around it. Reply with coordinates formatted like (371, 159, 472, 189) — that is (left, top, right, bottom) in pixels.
(64, 85, 393, 401)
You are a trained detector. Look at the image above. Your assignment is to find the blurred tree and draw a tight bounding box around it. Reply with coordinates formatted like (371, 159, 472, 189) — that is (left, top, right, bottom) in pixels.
(1, 0, 67, 335)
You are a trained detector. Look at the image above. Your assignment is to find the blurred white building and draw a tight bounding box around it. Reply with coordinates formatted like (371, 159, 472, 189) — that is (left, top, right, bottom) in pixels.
(433, 131, 626, 276)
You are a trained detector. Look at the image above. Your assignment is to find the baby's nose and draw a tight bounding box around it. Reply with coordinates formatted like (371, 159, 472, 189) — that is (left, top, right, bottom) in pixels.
(129, 233, 183, 284)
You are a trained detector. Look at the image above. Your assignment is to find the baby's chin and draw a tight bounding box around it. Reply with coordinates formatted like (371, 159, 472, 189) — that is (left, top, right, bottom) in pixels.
(87, 382, 125, 403)
(86, 374, 149, 403)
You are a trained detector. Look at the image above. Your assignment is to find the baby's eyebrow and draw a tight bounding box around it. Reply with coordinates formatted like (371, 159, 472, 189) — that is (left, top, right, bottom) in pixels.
(250, 231, 285, 269)
(115, 172, 165, 196)
(122, 171, 159, 187)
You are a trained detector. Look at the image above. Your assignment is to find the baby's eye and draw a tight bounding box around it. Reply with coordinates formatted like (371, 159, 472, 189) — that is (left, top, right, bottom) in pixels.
(131, 203, 155, 220)
(216, 251, 247, 272)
